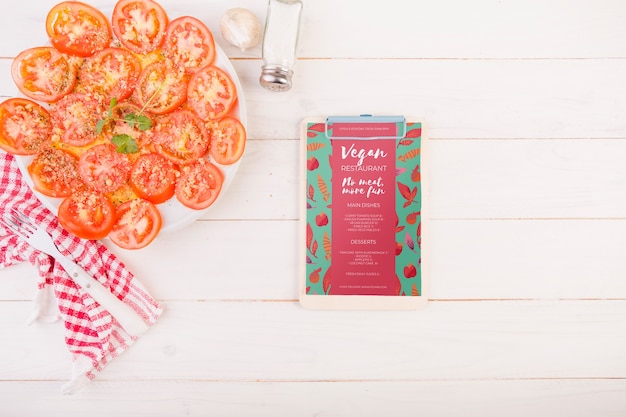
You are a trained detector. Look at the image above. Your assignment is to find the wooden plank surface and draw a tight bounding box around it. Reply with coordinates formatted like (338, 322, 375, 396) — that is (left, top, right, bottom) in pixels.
(2, 380, 625, 417)
(2, 300, 625, 380)
(0, 0, 625, 415)
(3, 218, 626, 301)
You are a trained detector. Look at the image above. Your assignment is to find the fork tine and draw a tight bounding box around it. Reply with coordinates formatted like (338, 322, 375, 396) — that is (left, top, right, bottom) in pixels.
(1, 218, 22, 240)
(2, 209, 35, 237)
(0, 215, 18, 233)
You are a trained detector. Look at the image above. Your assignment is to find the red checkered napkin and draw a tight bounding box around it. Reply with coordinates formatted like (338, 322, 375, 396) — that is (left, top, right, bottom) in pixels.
(0, 151, 162, 394)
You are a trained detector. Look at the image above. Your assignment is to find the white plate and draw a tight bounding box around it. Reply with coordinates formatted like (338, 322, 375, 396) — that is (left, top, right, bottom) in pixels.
(14, 29, 246, 235)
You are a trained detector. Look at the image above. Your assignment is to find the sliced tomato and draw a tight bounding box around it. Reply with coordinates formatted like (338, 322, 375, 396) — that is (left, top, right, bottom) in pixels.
(112, 0, 169, 54)
(109, 198, 162, 249)
(28, 147, 84, 198)
(129, 152, 177, 204)
(0, 98, 52, 156)
(152, 109, 209, 165)
(11, 47, 79, 103)
(136, 61, 188, 115)
(208, 117, 246, 165)
(58, 190, 116, 240)
(187, 65, 237, 121)
(46, 1, 112, 57)
(175, 159, 223, 210)
(50, 92, 106, 147)
(78, 143, 132, 194)
(76, 47, 142, 100)
(162, 16, 216, 74)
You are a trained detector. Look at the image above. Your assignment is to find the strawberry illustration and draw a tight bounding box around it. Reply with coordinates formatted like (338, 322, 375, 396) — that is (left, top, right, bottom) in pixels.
(315, 212, 328, 226)
(307, 156, 319, 171)
(403, 263, 417, 278)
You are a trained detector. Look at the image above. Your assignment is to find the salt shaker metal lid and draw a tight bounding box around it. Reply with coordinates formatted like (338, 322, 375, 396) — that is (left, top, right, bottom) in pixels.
(260, 65, 294, 92)
(259, 0, 302, 92)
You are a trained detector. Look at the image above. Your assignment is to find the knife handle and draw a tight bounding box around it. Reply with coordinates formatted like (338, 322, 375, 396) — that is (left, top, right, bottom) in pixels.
(67, 264, 150, 337)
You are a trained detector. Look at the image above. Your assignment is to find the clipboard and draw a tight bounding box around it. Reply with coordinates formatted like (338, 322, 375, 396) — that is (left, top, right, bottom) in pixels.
(299, 115, 428, 310)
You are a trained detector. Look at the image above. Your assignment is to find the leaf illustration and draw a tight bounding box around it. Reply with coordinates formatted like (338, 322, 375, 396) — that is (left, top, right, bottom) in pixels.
(307, 142, 326, 151)
(306, 223, 313, 250)
(397, 182, 417, 207)
(306, 255, 313, 264)
(405, 231, 415, 251)
(417, 222, 422, 248)
(323, 266, 332, 294)
(306, 286, 312, 294)
(309, 267, 322, 284)
(411, 283, 420, 296)
(397, 139, 414, 147)
(398, 148, 421, 162)
(405, 127, 422, 138)
(395, 274, 402, 296)
(308, 123, 326, 133)
(323, 231, 331, 260)
(311, 240, 318, 258)
(318, 174, 330, 202)
(395, 212, 405, 233)
(308, 184, 316, 202)
(396, 167, 407, 176)
(411, 164, 421, 182)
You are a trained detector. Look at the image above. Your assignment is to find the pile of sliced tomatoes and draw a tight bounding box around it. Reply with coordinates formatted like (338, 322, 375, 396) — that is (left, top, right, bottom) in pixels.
(0, 0, 247, 249)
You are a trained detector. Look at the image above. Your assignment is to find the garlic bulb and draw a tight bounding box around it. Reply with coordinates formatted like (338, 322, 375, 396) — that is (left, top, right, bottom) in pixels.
(220, 8, 261, 51)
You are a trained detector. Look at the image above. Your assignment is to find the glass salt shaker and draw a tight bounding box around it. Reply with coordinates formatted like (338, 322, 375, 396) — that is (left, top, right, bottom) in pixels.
(259, 0, 303, 92)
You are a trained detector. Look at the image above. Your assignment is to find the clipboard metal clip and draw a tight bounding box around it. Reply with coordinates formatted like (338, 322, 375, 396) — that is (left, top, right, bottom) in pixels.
(325, 114, 406, 140)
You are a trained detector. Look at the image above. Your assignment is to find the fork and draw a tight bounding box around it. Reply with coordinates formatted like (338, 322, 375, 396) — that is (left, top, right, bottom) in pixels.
(2, 209, 149, 337)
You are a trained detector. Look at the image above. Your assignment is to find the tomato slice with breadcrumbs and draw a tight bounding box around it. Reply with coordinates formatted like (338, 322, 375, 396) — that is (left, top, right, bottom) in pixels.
(76, 47, 142, 100)
(109, 198, 162, 249)
(175, 159, 223, 210)
(28, 147, 84, 198)
(46, 1, 112, 57)
(50, 92, 106, 147)
(130, 153, 177, 204)
(136, 61, 188, 115)
(78, 143, 132, 194)
(187, 65, 237, 121)
(163, 16, 216, 74)
(0, 98, 52, 156)
(152, 109, 209, 165)
(58, 191, 116, 240)
(11, 47, 79, 103)
(208, 117, 246, 165)
(112, 0, 169, 54)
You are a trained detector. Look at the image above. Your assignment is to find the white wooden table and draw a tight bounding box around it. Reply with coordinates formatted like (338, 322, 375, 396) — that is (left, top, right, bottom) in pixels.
(2, 0, 626, 415)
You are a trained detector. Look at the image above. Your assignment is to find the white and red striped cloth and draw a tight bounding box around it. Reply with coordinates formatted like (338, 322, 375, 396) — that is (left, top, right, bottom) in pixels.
(0, 151, 162, 394)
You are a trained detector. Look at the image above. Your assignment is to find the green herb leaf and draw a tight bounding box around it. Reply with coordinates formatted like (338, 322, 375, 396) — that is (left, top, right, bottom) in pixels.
(95, 97, 152, 151)
(111, 134, 139, 154)
(124, 113, 152, 131)
(95, 119, 106, 134)
(134, 114, 153, 131)
(108, 97, 117, 114)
